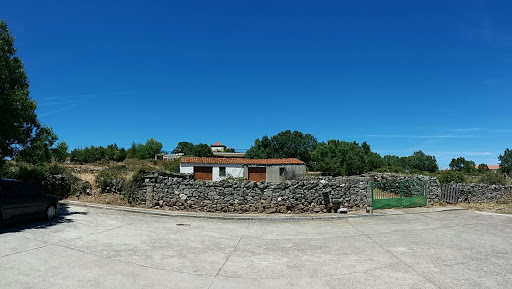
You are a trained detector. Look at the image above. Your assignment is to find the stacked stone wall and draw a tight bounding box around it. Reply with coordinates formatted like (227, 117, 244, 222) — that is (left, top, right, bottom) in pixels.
(133, 172, 440, 213)
(127, 172, 512, 213)
(452, 183, 512, 203)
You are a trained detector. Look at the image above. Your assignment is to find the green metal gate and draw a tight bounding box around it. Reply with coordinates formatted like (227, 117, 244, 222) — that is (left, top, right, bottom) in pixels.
(371, 180, 427, 209)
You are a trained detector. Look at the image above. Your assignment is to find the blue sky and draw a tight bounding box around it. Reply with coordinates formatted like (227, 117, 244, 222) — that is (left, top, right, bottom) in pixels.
(3, 0, 511, 168)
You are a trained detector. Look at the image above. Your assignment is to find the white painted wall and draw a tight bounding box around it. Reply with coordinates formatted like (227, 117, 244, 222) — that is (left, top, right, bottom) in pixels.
(180, 163, 244, 181)
(180, 164, 194, 174)
(211, 146, 226, 152)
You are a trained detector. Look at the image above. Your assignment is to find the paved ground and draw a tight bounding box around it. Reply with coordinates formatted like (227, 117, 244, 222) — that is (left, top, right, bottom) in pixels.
(0, 204, 511, 289)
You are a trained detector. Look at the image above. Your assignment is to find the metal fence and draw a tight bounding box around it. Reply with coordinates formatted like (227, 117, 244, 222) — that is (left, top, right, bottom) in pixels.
(371, 180, 427, 209)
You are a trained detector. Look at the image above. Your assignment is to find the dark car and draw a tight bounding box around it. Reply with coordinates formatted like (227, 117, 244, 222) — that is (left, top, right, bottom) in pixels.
(0, 179, 59, 224)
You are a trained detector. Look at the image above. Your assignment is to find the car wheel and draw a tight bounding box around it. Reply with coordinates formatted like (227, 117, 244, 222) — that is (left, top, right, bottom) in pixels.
(45, 204, 57, 221)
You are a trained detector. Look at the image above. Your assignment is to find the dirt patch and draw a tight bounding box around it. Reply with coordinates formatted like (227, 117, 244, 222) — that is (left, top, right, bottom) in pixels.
(457, 202, 512, 214)
(67, 193, 136, 207)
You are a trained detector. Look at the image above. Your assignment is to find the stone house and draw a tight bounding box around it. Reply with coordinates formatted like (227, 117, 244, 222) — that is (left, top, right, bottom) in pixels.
(180, 157, 306, 183)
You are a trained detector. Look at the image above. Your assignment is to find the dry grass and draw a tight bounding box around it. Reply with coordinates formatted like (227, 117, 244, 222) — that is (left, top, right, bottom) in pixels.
(372, 188, 400, 199)
(63, 159, 162, 206)
(67, 193, 136, 207)
(458, 202, 512, 215)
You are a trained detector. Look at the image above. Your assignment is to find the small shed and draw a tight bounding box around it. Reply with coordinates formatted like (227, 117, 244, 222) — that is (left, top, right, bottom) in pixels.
(180, 157, 306, 183)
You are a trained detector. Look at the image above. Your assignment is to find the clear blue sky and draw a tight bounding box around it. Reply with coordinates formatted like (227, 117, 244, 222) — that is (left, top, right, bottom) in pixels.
(3, 1, 511, 168)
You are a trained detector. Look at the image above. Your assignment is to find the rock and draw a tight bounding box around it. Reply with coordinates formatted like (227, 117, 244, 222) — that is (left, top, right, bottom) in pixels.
(366, 207, 373, 214)
(129, 171, 512, 214)
(337, 208, 348, 214)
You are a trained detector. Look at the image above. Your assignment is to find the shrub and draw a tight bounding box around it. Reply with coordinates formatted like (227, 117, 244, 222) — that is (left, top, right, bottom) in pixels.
(70, 144, 126, 163)
(478, 172, 508, 186)
(95, 165, 128, 191)
(163, 158, 180, 173)
(130, 167, 151, 183)
(1, 162, 76, 199)
(436, 170, 465, 184)
(375, 166, 406, 173)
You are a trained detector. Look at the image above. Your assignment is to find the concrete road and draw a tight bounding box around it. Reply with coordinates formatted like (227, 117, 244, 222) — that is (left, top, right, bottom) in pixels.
(0, 204, 511, 289)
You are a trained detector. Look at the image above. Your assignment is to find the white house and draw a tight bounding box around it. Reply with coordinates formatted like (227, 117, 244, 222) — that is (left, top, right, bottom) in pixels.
(180, 157, 306, 183)
(210, 141, 228, 152)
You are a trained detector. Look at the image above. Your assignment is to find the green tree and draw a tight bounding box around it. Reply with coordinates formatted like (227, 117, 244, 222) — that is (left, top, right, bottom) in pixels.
(0, 20, 39, 165)
(449, 157, 476, 174)
(105, 144, 118, 160)
(193, 143, 214, 157)
(477, 163, 489, 174)
(172, 141, 195, 155)
(498, 148, 512, 175)
(134, 143, 147, 159)
(383, 155, 401, 167)
(172, 141, 213, 157)
(70, 144, 126, 163)
(114, 148, 127, 162)
(362, 142, 385, 171)
(406, 151, 438, 173)
(311, 140, 368, 176)
(52, 141, 69, 162)
(16, 125, 58, 165)
(126, 142, 137, 159)
(145, 138, 163, 159)
(246, 136, 273, 159)
(126, 142, 147, 159)
(246, 130, 318, 167)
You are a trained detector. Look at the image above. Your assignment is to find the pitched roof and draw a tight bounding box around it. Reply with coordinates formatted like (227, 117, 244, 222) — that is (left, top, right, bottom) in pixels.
(181, 157, 305, 165)
(211, 141, 226, 147)
(475, 165, 500, 170)
(488, 165, 500, 170)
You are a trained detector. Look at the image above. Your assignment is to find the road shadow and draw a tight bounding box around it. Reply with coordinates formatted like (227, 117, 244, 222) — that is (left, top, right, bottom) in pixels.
(0, 204, 87, 234)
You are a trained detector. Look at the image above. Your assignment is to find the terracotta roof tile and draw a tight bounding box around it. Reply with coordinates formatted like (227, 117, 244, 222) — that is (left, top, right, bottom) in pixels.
(475, 165, 500, 170)
(181, 157, 305, 165)
(211, 141, 226, 147)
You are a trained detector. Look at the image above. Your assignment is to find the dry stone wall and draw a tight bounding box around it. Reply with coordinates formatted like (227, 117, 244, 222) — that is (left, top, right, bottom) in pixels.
(132, 172, 440, 213)
(127, 172, 511, 213)
(452, 183, 512, 203)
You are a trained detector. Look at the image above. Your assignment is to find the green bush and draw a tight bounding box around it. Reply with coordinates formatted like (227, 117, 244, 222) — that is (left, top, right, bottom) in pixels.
(95, 165, 128, 191)
(375, 166, 406, 173)
(70, 143, 127, 163)
(478, 172, 508, 185)
(122, 167, 153, 205)
(436, 170, 465, 184)
(163, 158, 180, 173)
(0, 162, 76, 199)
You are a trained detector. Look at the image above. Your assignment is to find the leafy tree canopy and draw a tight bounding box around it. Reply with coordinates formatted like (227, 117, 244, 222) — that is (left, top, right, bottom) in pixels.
(16, 125, 69, 164)
(172, 141, 213, 157)
(0, 20, 39, 165)
(246, 130, 318, 166)
(477, 163, 489, 174)
(311, 140, 383, 176)
(449, 157, 477, 174)
(145, 138, 163, 159)
(71, 143, 126, 163)
(498, 148, 512, 175)
(172, 142, 195, 155)
(406, 151, 439, 173)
